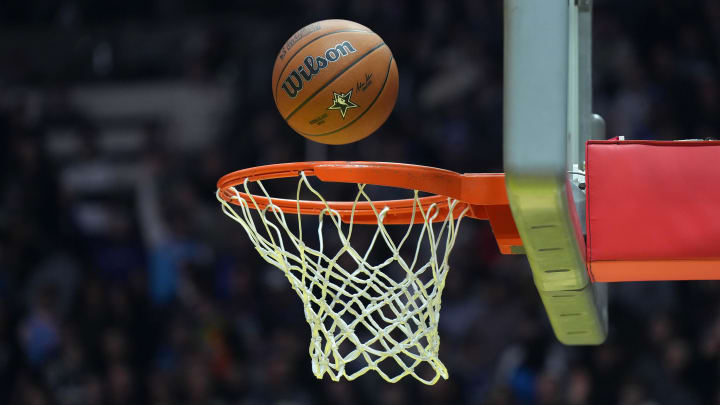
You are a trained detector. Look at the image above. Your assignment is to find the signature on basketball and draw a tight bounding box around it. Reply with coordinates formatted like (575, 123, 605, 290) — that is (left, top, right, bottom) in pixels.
(356, 73, 373, 92)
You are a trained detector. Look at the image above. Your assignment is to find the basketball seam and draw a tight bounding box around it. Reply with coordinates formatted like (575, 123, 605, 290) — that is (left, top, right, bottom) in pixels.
(298, 55, 394, 138)
(284, 42, 386, 122)
(274, 29, 373, 101)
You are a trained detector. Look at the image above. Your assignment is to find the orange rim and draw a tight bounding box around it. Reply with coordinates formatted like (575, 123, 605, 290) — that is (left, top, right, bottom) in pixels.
(217, 161, 508, 224)
(217, 161, 522, 253)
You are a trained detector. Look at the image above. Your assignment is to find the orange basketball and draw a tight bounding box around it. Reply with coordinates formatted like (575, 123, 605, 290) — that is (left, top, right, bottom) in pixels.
(272, 20, 399, 145)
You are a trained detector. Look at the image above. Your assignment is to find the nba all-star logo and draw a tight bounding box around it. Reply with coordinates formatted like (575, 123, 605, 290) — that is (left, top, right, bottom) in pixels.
(327, 90, 358, 118)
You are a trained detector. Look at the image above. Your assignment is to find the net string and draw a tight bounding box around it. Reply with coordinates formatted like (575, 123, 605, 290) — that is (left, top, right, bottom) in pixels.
(216, 172, 469, 384)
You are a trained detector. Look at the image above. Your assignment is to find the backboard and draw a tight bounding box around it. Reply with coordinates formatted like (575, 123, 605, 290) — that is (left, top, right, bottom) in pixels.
(503, 0, 608, 344)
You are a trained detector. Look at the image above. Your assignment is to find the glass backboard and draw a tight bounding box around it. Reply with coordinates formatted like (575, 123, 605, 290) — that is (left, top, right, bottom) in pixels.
(503, 0, 607, 344)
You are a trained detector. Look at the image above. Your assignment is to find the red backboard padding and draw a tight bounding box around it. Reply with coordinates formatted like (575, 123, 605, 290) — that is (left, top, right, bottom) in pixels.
(586, 140, 720, 282)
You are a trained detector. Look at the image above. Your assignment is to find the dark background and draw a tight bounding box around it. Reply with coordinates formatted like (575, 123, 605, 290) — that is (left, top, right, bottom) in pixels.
(2, 0, 720, 404)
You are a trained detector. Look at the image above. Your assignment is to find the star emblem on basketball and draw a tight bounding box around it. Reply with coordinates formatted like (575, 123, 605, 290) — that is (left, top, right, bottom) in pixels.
(327, 90, 358, 118)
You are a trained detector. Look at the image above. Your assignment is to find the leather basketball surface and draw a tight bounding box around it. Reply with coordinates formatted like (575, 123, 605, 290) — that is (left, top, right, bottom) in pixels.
(272, 20, 399, 145)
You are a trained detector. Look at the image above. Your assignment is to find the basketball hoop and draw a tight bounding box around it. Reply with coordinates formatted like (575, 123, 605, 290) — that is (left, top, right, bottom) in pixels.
(216, 161, 520, 384)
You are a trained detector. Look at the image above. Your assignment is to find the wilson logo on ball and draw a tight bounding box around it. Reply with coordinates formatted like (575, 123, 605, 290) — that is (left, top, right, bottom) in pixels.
(281, 41, 357, 98)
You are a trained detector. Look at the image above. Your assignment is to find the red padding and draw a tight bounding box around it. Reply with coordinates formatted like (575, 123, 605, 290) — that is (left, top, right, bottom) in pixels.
(586, 140, 720, 281)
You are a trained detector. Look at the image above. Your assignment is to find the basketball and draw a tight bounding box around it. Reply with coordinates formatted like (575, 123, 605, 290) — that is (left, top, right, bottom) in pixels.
(272, 20, 399, 145)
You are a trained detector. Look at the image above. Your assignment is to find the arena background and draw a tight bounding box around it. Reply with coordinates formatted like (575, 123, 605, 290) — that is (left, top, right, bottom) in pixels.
(2, 1, 720, 404)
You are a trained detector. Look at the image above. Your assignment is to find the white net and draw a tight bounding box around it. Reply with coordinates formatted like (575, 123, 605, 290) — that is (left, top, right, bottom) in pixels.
(216, 172, 469, 384)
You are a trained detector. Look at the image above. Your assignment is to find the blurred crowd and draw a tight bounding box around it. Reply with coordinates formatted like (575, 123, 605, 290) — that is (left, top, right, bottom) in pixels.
(2, 0, 720, 404)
